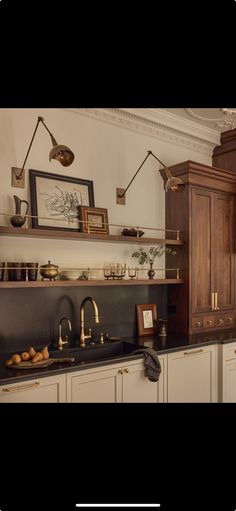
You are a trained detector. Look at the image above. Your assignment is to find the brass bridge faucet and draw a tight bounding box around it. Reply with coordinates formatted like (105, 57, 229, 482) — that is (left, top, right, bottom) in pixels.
(79, 296, 100, 347)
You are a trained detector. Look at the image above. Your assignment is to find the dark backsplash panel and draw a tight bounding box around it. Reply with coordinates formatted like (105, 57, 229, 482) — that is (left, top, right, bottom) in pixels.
(0, 285, 167, 354)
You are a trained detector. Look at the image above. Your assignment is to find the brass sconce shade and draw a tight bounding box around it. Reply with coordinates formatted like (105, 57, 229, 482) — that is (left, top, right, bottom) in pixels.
(116, 150, 185, 205)
(12, 116, 75, 188)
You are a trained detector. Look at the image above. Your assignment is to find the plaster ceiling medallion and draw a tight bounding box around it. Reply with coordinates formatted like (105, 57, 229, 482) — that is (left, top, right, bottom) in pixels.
(184, 108, 236, 130)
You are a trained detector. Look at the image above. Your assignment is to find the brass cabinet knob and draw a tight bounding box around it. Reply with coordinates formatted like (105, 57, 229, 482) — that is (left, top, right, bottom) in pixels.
(207, 320, 213, 326)
(124, 368, 129, 373)
(195, 322, 202, 327)
(217, 318, 224, 325)
(118, 369, 124, 374)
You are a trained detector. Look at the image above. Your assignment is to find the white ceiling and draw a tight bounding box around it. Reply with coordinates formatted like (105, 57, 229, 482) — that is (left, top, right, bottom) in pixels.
(163, 108, 236, 132)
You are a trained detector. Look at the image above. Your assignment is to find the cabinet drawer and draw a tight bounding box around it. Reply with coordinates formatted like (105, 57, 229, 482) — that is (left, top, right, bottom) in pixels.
(214, 313, 234, 329)
(191, 317, 204, 330)
(192, 313, 234, 332)
(203, 316, 215, 328)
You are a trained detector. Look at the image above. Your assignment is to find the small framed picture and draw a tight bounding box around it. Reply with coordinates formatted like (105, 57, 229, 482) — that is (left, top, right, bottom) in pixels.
(79, 206, 109, 234)
(136, 303, 158, 336)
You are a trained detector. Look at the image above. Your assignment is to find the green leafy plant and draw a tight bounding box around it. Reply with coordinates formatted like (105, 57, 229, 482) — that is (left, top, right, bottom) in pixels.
(132, 245, 176, 265)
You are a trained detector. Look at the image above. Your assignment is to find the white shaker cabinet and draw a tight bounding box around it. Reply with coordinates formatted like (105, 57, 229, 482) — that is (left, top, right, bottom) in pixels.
(167, 344, 218, 402)
(67, 355, 167, 403)
(218, 341, 236, 402)
(0, 373, 67, 403)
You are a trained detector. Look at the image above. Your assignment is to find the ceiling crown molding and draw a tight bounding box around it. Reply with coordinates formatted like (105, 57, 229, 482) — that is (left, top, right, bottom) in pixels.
(65, 108, 220, 155)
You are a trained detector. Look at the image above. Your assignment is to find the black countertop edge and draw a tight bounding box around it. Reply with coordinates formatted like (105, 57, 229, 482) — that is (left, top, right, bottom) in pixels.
(0, 352, 144, 386)
(1, 328, 236, 386)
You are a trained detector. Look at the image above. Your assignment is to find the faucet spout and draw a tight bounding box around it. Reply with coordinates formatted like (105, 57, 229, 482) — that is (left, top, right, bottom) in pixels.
(80, 296, 100, 347)
(58, 316, 72, 351)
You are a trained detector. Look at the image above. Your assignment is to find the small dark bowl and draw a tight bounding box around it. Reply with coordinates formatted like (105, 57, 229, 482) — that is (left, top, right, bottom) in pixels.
(121, 228, 145, 237)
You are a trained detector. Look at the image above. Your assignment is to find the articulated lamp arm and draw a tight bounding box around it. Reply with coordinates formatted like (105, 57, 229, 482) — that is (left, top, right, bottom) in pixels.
(116, 150, 185, 204)
(12, 116, 74, 187)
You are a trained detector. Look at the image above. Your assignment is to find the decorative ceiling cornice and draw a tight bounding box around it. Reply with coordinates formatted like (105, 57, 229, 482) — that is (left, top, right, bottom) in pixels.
(64, 108, 220, 156)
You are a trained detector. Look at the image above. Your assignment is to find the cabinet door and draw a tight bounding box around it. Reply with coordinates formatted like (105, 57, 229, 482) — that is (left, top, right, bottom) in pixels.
(121, 361, 158, 403)
(191, 188, 214, 314)
(0, 374, 67, 403)
(68, 366, 122, 403)
(214, 192, 235, 310)
(223, 362, 236, 402)
(67, 356, 167, 403)
(167, 345, 218, 403)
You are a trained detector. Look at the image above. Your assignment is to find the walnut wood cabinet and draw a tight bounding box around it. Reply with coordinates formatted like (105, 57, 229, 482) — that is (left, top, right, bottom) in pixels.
(164, 161, 236, 334)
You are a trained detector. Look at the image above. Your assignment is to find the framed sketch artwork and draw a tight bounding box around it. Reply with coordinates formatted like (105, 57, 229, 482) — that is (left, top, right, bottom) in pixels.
(29, 169, 95, 231)
(136, 303, 158, 336)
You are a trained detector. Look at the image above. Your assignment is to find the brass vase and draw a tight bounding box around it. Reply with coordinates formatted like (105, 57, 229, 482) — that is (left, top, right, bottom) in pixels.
(10, 195, 29, 228)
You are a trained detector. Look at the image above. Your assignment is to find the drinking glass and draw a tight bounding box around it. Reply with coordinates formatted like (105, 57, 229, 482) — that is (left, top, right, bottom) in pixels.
(128, 267, 137, 279)
(0, 262, 5, 281)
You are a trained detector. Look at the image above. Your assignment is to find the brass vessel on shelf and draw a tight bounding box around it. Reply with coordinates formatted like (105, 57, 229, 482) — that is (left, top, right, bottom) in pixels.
(10, 195, 29, 228)
(40, 260, 59, 281)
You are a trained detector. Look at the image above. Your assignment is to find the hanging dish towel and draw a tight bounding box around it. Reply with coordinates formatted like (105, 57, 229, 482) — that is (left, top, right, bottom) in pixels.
(132, 347, 161, 382)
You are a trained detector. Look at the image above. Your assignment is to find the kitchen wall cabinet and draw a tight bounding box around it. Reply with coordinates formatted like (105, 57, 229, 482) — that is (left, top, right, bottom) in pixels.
(67, 355, 167, 403)
(218, 341, 236, 402)
(0, 373, 67, 403)
(167, 344, 218, 403)
(165, 161, 236, 334)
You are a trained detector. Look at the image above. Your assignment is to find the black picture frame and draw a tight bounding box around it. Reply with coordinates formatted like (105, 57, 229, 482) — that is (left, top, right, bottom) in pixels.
(29, 169, 95, 231)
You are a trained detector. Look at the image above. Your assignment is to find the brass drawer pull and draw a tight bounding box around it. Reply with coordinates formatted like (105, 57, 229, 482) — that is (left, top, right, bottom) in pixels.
(195, 322, 202, 327)
(207, 320, 213, 326)
(124, 368, 129, 373)
(184, 349, 204, 356)
(118, 369, 124, 374)
(2, 381, 40, 393)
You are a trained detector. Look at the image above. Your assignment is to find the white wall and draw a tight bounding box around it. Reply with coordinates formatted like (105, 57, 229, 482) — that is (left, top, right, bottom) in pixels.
(0, 108, 215, 278)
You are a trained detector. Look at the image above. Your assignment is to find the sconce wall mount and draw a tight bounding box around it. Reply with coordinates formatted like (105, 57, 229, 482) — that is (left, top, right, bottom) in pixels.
(116, 150, 185, 205)
(11, 116, 74, 188)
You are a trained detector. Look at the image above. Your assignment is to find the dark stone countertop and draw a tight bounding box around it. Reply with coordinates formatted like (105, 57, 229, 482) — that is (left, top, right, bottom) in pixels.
(1, 328, 236, 386)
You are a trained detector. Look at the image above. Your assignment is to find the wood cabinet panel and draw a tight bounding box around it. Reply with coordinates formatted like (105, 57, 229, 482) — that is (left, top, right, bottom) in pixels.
(165, 161, 236, 334)
(214, 193, 234, 309)
(191, 189, 213, 314)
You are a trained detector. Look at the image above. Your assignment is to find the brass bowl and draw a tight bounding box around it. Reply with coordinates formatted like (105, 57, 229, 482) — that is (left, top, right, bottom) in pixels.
(40, 260, 59, 281)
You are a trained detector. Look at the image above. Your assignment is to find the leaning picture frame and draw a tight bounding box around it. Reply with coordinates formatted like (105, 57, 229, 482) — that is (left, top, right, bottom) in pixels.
(136, 303, 158, 336)
(29, 169, 95, 231)
(79, 206, 109, 234)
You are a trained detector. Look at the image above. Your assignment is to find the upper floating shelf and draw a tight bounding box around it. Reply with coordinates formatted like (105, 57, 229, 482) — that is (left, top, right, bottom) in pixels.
(0, 226, 183, 245)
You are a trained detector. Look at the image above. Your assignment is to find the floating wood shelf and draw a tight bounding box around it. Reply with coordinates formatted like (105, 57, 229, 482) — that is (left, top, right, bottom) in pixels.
(0, 279, 184, 289)
(0, 226, 183, 245)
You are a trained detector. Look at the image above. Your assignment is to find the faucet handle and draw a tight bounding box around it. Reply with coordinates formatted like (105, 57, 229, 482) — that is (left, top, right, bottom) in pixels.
(99, 332, 104, 344)
(58, 335, 69, 351)
(84, 328, 92, 340)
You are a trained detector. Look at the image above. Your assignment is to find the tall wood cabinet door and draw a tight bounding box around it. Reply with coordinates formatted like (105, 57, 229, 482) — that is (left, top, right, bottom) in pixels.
(191, 188, 214, 314)
(214, 193, 235, 310)
(121, 361, 158, 403)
